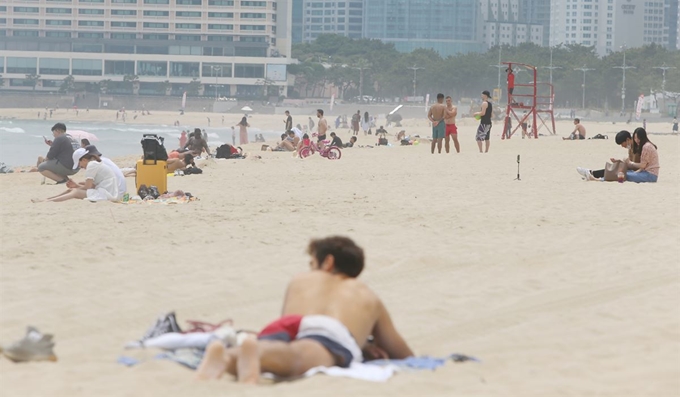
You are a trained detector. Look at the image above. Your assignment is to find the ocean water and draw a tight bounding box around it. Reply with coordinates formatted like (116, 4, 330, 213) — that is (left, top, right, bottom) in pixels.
(0, 119, 280, 167)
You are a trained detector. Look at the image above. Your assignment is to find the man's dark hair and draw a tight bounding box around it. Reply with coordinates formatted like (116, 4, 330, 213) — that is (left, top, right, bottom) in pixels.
(308, 236, 364, 278)
(51, 123, 67, 132)
(615, 130, 631, 145)
(194, 128, 202, 135)
(285, 110, 290, 114)
(350, 136, 357, 142)
(317, 109, 324, 116)
(184, 153, 195, 166)
(574, 118, 580, 123)
(437, 93, 444, 99)
(482, 90, 491, 97)
(330, 132, 336, 137)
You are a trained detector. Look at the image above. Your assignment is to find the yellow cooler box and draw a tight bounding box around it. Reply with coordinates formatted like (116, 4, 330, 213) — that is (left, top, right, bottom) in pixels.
(135, 160, 168, 194)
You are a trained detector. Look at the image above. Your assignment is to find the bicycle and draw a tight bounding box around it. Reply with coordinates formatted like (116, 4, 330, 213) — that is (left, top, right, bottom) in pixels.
(298, 136, 342, 160)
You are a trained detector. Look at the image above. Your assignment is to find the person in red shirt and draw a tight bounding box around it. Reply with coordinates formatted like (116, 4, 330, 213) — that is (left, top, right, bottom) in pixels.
(506, 68, 515, 103)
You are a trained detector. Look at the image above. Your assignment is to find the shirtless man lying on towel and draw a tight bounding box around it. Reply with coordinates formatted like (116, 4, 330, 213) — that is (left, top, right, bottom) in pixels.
(196, 236, 414, 383)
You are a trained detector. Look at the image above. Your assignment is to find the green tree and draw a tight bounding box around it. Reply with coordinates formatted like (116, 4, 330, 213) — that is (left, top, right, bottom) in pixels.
(187, 78, 201, 95)
(59, 75, 75, 94)
(26, 74, 41, 91)
(98, 79, 112, 94)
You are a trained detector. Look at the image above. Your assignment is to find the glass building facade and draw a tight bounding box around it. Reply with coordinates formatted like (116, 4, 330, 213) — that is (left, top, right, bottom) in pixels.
(0, 0, 293, 96)
(362, 0, 484, 57)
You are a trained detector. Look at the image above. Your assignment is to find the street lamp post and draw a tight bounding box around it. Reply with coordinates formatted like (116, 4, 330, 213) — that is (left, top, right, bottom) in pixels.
(652, 64, 677, 94)
(489, 45, 503, 102)
(352, 63, 371, 99)
(542, 47, 562, 85)
(613, 45, 636, 115)
(574, 65, 595, 109)
(211, 65, 221, 99)
(407, 64, 424, 98)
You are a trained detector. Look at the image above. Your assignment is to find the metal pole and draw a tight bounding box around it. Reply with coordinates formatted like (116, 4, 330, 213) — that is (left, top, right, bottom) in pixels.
(489, 46, 503, 102)
(407, 65, 424, 97)
(542, 47, 562, 85)
(613, 45, 635, 115)
(574, 65, 595, 109)
(653, 64, 676, 93)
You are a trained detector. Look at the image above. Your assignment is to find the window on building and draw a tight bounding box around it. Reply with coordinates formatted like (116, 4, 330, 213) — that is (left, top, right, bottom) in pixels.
(72, 59, 102, 75)
(46, 31, 71, 37)
(39, 58, 70, 75)
(137, 61, 168, 76)
(14, 7, 40, 12)
(144, 0, 169, 4)
(77, 32, 104, 38)
(209, 24, 233, 29)
(104, 60, 136, 76)
(176, 23, 201, 29)
(144, 10, 169, 16)
(175, 34, 201, 41)
(235, 47, 265, 57)
(234, 63, 264, 78)
(79, 9, 105, 14)
(13, 19, 40, 25)
(209, 12, 233, 17)
(209, 0, 234, 5)
(7, 57, 37, 74)
(109, 34, 136, 41)
(177, 0, 202, 4)
(202, 63, 232, 77)
(241, 12, 265, 18)
(79, 20, 105, 26)
(241, 1, 266, 6)
(176, 11, 201, 17)
(46, 20, 72, 25)
(112, 10, 137, 15)
(112, 0, 137, 3)
(170, 62, 200, 77)
(144, 22, 169, 28)
(240, 24, 265, 30)
(14, 30, 40, 37)
(112, 21, 137, 27)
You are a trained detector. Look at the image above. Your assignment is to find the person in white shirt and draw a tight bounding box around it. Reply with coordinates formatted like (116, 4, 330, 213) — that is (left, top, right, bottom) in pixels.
(83, 145, 127, 200)
(32, 148, 118, 202)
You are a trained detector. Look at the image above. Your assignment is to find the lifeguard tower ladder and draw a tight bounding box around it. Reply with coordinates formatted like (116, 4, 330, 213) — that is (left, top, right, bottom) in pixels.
(501, 62, 556, 139)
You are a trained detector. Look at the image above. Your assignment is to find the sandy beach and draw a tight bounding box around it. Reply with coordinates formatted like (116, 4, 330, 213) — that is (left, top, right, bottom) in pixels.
(0, 108, 678, 397)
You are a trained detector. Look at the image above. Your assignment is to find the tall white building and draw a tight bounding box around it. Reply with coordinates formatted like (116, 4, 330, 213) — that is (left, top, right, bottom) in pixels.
(480, 0, 544, 47)
(301, 0, 362, 43)
(550, 0, 671, 56)
(0, 0, 293, 97)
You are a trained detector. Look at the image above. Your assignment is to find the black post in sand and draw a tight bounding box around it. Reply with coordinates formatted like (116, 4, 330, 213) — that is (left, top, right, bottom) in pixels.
(515, 155, 521, 181)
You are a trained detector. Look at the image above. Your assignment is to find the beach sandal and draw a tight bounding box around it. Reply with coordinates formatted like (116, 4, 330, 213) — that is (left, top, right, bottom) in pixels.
(183, 319, 233, 334)
(1, 326, 57, 363)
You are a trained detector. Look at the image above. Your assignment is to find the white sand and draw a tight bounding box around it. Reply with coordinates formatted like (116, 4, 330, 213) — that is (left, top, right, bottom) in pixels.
(0, 111, 678, 397)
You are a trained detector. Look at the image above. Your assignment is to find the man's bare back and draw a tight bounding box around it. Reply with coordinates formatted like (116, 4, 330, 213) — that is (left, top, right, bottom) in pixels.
(283, 271, 381, 348)
(196, 236, 412, 384)
(428, 103, 446, 125)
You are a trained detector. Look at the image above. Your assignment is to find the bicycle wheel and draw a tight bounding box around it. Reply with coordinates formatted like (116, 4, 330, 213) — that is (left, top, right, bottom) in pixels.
(298, 146, 313, 159)
(326, 147, 342, 160)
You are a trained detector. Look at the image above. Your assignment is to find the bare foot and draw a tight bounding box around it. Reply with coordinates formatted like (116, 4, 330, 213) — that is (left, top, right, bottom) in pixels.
(196, 341, 228, 380)
(237, 336, 260, 384)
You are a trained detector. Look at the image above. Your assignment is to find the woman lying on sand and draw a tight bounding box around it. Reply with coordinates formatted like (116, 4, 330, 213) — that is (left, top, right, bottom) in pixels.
(32, 148, 119, 202)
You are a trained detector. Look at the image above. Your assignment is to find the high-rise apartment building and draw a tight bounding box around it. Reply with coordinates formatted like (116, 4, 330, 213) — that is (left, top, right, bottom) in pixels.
(518, 0, 550, 46)
(362, 0, 483, 57)
(550, 0, 666, 56)
(663, 0, 678, 49)
(292, 0, 303, 43)
(480, 0, 544, 47)
(0, 0, 292, 96)
(300, 0, 362, 43)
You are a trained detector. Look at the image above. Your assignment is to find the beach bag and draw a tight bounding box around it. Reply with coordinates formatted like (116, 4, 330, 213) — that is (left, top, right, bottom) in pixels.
(604, 161, 623, 182)
(216, 144, 240, 159)
(378, 138, 388, 146)
(184, 166, 203, 175)
(591, 134, 608, 140)
(141, 134, 168, 162)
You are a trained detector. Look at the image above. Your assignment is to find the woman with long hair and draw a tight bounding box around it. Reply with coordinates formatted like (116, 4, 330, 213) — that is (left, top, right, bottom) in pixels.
(625, 127, 660, 183)
(362, 111, 370, 135)
(236, 115, 250, 145)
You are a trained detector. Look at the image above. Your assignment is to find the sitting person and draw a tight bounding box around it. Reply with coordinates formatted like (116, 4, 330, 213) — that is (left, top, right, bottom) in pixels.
(196, 236, 414, 383)
(277, 131, 300, 152)
(343, 136, 357, 148)
(577, 130, 638, 181)
(33, 147, 118, 202)
(563, 118, 586, 140)
(297, 133, 312, 152)
(329, 132, 343, 148)
(182, 128, 211, 157)
(395, 130, 406, 142)
(75, 145, 127, 200)
(80, 139, 91, 148)
(625, 127, 659, 183)
(37, 123, 78, 183)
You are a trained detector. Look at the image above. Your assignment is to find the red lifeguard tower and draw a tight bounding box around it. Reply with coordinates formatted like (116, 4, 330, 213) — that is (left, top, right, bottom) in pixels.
(501, 62, 556, 139)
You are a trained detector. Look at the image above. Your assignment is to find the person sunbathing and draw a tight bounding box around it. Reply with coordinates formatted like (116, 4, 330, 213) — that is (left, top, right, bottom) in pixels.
(167, 154, 195, 173)
(195, 236, 414, 384)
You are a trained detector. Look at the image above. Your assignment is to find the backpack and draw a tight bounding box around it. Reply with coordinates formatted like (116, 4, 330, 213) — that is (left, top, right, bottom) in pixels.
(141, 134, 168, 162)
(590, 134, 608, 140)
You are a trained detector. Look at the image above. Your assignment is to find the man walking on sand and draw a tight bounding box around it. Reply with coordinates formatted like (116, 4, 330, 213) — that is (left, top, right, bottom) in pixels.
(427, 93, 447, 154)
(444, 96, 459, 153)
(473, 90, 493, 153)
(195, 236, 414, 384)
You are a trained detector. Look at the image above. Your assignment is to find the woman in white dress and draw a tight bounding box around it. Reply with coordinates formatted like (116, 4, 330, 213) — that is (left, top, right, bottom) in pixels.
(33, 148, 119, 202)
(361, 111, 370, 135)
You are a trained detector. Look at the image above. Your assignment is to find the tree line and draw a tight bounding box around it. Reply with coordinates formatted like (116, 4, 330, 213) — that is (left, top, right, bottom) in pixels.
(290, 34, 680, 111)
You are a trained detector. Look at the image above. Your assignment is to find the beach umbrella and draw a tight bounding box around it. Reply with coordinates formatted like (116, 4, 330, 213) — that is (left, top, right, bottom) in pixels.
(66, 130, 98, 142)
(241, 106, 253, 112)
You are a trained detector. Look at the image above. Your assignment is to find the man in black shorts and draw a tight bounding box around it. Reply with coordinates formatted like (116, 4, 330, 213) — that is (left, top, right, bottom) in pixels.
(473, 91, 493, 153)
(316, 109, 328, 146)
